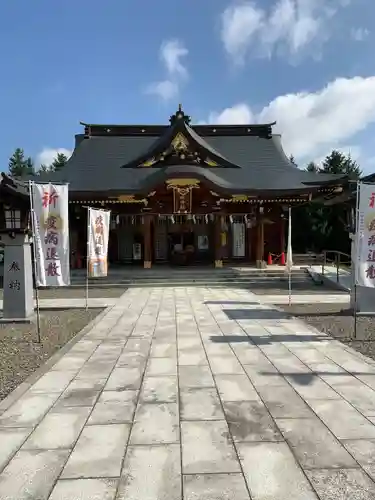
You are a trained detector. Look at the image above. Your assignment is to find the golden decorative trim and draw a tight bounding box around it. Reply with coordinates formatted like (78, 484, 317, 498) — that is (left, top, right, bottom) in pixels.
(69, 199, 146, 204)
(214, 259, 223, 268)
(143, 261, 152, 269)
(205, 158, 218, 167)
(232, 195, 248, 202)
(171, 132, 189, 151)
(118, 195, 135, 202)
(166, 178, 200, 187)
(139, 157, 157, 167)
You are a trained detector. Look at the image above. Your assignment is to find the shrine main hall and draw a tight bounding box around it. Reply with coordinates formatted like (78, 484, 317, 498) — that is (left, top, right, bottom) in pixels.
(4, 105, 349, 268)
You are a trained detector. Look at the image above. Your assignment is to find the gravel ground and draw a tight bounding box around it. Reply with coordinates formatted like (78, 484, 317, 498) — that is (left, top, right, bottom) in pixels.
(281, 302, 375, 362)
(0, 287, 127, 300)
(0, 308, 102, 401)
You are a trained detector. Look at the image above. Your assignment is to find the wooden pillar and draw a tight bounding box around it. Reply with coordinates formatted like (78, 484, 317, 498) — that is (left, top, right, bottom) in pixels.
(246, 225, 252, 262)
(256, 214, 264, 264)
(143, 215, 152, 269)
(214, 215, 223, 268)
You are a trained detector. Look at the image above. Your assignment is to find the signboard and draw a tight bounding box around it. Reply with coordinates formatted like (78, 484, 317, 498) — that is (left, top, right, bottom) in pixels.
(88, 208, 110, 278)
(31, 183, 70, 287)
(356, 183, 375, 288)
(232, 223, 245, 258)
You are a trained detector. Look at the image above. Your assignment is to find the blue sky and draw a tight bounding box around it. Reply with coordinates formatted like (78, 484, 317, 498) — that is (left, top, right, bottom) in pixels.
(0, 0, 374, 172)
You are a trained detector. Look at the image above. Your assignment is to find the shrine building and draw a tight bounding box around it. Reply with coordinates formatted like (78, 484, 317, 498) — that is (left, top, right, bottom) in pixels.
(0, 105, 349, 268)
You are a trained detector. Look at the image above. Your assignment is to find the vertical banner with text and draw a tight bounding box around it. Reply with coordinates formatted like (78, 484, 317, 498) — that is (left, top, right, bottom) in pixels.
(286, 207, 293, 274)
(31, 183, 70, 287)
(356, 183, 375, 288)
(88, 208, 110, 278)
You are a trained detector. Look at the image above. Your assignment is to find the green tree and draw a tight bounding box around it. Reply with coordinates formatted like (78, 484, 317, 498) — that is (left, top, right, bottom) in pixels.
(51, 152, 68, 171)
(306, 161, 318, 172)
(38, 164, 51, 174)
(8, 148, 35, 177)
(289, 155, 298, 166)
(320, 150, 361, 178)
(309, 150, 360, 253)
(291, 150, 359, 254)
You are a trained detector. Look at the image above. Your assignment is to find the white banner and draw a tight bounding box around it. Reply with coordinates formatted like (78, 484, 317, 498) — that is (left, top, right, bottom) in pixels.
(232, 223, 245, 258)
(88, 208, 110, 278)
(355, 183, 375, 288)
(286, 207, 293, 274)
(31, 183, 70, 287)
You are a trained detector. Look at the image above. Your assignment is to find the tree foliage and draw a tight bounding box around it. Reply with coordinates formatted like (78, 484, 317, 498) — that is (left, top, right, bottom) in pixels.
(51, 152, 68, 171)
(8, 148, 35, 177)
(7, 149, 69, 177)
(292, 150, 361, 255)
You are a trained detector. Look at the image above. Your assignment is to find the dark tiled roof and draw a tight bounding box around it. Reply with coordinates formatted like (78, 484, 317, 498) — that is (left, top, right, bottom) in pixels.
(0, 173, 30, 199)
(42, 104, 349, 195)
(49, 131, 347, 194)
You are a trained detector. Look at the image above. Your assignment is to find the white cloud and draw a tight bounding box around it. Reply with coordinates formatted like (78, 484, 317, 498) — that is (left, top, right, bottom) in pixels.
(351, 27, 369, 41)
(206, 103, 254, 125)
(202, 75, 375, 165)
(160, 39, 188, 78)
(146, 39, 188, 101)
(37, 148, 72, 168)
(145, 80, 179, 101)
(221, 0, 349, 64)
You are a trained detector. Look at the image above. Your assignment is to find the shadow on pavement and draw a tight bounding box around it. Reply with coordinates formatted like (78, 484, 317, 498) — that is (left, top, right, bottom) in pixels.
(209, 334, 329, 345)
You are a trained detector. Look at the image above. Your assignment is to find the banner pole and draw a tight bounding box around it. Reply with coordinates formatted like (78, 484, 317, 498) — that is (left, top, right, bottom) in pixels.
(354, 180, 360, 339)
(288, 206, 292, 306)
(29, 181, 41, 343)
(86, 207, 90, 311)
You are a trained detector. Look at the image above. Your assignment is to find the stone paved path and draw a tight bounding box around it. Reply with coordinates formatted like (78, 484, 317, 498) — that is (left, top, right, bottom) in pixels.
(1, 287, 375, 499)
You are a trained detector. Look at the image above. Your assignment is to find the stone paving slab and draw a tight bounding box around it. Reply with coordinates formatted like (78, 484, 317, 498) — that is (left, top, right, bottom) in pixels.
(2, 286, 375, 499)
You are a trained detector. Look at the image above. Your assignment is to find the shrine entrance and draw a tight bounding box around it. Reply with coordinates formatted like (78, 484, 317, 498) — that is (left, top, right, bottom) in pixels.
(167, 224, 213, 266)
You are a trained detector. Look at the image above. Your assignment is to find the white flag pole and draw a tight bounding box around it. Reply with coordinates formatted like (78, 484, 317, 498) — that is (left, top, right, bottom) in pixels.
(354, 180, 360, 339)
(86, 207, 91, 311)
(286, 206, 293, 306)
(29, 181, 41, 342)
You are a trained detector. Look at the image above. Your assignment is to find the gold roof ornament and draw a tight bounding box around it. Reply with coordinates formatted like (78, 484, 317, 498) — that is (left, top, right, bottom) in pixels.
(171, 132, 189, 152)
(166, 178, 200, 187)
(139, 157, 157, 167)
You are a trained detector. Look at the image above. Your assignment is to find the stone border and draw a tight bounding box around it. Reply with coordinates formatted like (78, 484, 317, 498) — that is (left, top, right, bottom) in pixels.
(0, 304, 114, 415)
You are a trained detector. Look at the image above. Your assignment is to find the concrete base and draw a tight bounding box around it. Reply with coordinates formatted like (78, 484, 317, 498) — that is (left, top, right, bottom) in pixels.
(351, 285, 375, 314)
(0, 313, 36, 324)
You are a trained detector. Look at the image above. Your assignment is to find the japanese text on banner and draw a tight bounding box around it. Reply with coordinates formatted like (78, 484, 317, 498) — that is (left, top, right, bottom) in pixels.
(31, 183, 70, 287)
(88, 208, 110, 278)
(356, 183, 375, 288)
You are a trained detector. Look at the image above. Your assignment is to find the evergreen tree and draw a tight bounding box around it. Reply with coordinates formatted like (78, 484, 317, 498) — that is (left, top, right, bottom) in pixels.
(292, 150, 360, 254)
(8, 148, 31, 177)
(320, 150, 361, 178)
(24, 156, 35, 175)
(306, 161, 318, 172)
(51, 152, 68, 171)
(9, 148, 25, 177)
(289, 155, 298, 167)
(38, 164, 51, 174)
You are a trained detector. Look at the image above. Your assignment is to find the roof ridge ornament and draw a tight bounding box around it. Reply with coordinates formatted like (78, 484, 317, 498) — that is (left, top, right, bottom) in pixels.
(169, 104, 191, 126)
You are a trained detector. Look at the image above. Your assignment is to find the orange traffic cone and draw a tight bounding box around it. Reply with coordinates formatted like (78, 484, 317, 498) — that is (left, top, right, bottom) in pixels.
(280, 252, 286, 266)
(267, 253, 273, 265)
